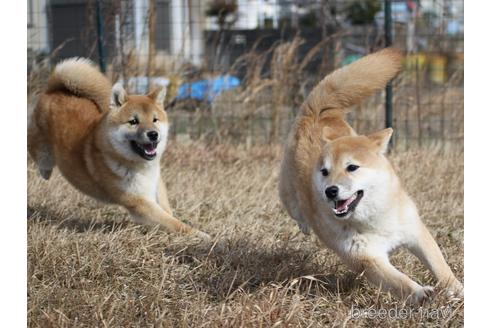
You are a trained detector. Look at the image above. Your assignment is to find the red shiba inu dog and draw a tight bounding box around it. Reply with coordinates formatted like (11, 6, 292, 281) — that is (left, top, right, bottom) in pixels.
(279, 48, 462, 304)
(28, 58, 209, 239)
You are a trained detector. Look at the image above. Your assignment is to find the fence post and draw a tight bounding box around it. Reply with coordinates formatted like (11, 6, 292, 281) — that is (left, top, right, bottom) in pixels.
(384, 0, 393, 149)
(96, 0, 106, 73)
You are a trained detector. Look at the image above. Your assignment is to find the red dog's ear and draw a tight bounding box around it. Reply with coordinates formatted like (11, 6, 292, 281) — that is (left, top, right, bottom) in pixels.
(367, 128, 393, 155)
(147, 86, 167, 107)
(110, 83, 128, 108)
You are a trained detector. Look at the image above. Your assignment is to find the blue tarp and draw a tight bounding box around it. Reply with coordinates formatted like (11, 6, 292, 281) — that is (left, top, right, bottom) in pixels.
(176, 75, 241, 103)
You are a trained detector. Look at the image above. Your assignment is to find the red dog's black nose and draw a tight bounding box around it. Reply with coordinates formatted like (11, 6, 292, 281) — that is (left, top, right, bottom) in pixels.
(147, 131, 159, 141)
(325, 186, 339, 199)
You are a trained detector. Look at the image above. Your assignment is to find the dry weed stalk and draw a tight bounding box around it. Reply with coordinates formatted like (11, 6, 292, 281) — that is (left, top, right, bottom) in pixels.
(217, 35, 341, 143)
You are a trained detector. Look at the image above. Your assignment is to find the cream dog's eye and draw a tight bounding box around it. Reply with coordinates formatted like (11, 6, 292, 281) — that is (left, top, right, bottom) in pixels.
(347, 164, 359, 172)
(153, 117, 158, 123)
(320, 168, 329, 176)
(128, 118, 139, 125)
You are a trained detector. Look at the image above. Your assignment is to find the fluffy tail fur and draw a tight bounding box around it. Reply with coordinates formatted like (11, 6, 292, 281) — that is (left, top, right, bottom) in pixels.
(303, 48, 402, 116)
(46, 58, 112, 112)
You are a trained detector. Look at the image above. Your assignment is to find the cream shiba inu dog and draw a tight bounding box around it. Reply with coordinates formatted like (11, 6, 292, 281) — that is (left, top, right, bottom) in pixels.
(279, 48, 463, 304)
(28, 58, 209, 239)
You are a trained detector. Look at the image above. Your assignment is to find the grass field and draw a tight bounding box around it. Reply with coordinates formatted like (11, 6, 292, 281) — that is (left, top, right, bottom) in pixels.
(27, 142, 464, 327)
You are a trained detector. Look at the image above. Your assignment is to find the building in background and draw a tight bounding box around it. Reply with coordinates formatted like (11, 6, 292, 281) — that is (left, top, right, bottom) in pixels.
(27, 0, 205, 66)
(205, 0, 280, 30)
(27, 0, 463, 70)
(27, 0, 49, 66)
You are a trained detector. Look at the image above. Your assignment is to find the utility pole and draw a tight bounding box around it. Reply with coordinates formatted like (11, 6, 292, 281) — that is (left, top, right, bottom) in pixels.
(96, 0, 106, 73)
(384, 0, 393, 148)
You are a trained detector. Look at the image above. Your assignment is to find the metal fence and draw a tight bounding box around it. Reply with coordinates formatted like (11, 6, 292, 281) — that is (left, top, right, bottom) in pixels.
(27, 0, 464, 151)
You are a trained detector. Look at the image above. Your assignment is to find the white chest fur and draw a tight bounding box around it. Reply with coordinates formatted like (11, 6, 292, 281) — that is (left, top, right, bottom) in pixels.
(122, 164, 160, 200)
(314, 210, 409, 259)
(104, 156, 160, 201)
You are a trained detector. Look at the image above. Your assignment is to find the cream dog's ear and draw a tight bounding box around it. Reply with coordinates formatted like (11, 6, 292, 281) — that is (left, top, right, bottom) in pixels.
(367, 128, 393, 155)
(110, 83, 128, 108)
(321, 126, 334, 143)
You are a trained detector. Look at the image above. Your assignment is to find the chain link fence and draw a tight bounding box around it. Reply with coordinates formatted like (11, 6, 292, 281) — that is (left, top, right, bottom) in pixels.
(27, 0, 463, 151)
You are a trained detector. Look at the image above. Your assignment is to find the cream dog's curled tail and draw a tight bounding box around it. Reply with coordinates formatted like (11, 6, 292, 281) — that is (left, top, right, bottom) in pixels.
(304, 48, 402, 116)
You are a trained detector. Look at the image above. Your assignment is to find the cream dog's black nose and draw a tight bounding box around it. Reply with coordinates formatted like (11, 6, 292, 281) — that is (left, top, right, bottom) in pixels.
(325, 186, 339, 199)
(147, 130, 159, 141)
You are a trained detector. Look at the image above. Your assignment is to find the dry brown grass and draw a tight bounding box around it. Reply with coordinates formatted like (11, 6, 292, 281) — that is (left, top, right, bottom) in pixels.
(27, 142, 463, 327)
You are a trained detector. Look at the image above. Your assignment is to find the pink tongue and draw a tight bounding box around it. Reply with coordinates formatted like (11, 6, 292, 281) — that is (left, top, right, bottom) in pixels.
(336, 199, 350, 210)
(143, 144, 155, 152)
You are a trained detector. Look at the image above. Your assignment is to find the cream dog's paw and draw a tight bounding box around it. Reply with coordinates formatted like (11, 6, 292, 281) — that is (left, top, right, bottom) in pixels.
(445, 281, 464, 301)
(409, 285, 435, 305)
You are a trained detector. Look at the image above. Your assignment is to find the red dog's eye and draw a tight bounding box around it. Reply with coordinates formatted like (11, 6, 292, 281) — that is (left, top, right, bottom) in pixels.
(128, 118, 139, 125)
(347, 164, 359, 172)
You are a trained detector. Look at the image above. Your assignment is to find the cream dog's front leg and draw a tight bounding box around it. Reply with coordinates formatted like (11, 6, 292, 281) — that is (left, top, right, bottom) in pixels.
(348, 254, 434, 305)
(408, 223, 463, 298)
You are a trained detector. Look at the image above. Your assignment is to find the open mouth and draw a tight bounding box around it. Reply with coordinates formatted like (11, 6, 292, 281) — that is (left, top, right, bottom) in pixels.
(332, 190, 364, 217)
(130, 140, 158, 160)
